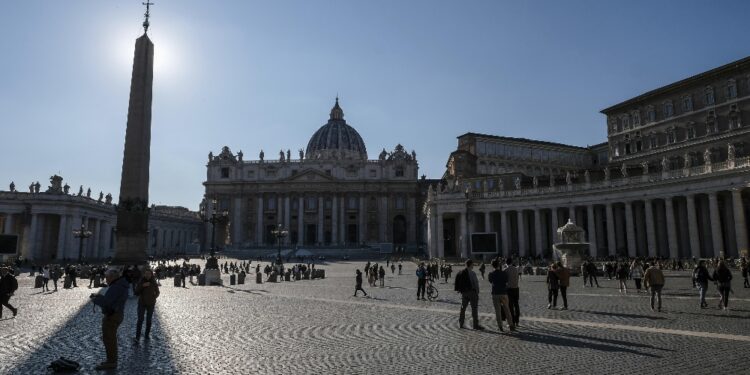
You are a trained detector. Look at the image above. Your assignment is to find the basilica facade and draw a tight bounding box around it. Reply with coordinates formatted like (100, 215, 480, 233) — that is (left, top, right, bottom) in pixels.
(204, 99, 421, 250)
(426, 56, 750, 260)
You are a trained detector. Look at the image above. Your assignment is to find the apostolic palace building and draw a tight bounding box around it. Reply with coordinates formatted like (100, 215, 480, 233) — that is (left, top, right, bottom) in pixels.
(204, 99, 421, 250)
(425, 56, 750, 260)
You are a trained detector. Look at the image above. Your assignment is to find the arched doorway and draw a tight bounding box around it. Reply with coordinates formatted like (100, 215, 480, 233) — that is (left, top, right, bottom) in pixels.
(393, 215, 407, 245)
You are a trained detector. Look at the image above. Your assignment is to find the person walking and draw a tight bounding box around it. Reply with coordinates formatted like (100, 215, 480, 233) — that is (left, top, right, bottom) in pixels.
(390, 264, 395, 274)
(398, 263, 402, 275)
(555, 262, 570, 310)
(378, 266, 385, 287)
(416, 263, 427, 300)
(692, 260, 713, 309)
(581, 260, 589, 287)
(546, 264, 560, 309)
(487, 260, 515, 332)
(134, 269, 160, 341)
(51, 266, 60, 292)
(454, 260, 484, 330)
(90, 269, 129, 370)
(354, 269, 367, 297)
(478, 263, 486, 280)
(504, 258, 520, 326)
(740, 258, 748, 288)
(643, 262, 665, 312)
(713, 261, 732, 310)
(586, 260, 600, 287)
(629, 260, 644, 293)
(0, 267, 19, 319)
(616, 263, 629, 294)
(42, 265, 51, 292)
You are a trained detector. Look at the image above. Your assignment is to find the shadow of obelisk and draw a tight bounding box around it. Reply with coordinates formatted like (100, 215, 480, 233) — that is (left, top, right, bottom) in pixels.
(112, 29, 154, 265)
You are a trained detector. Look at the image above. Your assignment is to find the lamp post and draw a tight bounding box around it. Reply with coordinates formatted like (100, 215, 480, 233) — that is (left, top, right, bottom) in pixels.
(72, 222, 93, 263)
(271, 223, 288, 265)
(199, 197, 229, 270)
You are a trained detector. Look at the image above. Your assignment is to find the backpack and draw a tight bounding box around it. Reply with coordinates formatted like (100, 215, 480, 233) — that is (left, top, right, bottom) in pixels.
(47, 357, 80, 372)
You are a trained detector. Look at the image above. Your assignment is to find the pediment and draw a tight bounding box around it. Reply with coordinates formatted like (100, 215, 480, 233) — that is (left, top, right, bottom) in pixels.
(284, 169, 336, 182)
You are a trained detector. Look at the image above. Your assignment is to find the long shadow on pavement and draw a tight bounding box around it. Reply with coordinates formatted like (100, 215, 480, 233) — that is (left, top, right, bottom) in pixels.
(571, 309, 667, 320)
(515, 329, 663, 358)
(8, 294, 177, 374)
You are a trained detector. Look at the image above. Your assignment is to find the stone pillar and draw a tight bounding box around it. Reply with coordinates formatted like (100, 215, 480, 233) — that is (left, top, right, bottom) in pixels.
(437, 213, 444, 258)
(298, 196, 304, 245)
(664, 197, 679, 259)
(57, 215, 68, 260)
(644, 199, 657, 258)
(67, 216, 83, 260)
(500, 211, 510, 256)
(359, 196, 366, 244)
(277, 196, 283, 226)
(708, 192, 724, 257)
(460, 211, 468, 258)
(550, 207, 559, 244)
(606, 203, 616, 256)
(407, 197, 416, 244)
(534, 209, 543, 256)
(517, 210, 526, 257)
(318, 196, 324, 245)
(3, 213, 13, 234)
(685, 195, 701, 258)
(339, 196, 346, 245)
(586, 205, 597, 257)
(256, 196, 264, 246)
(484, 212, 491, 232)
(624, 201, 636, 258)
(331, 194, 338, 246)
(93, 219, 102, 259)
(284, 196, 291, 245)
(378, 196, 388, 242)
(732, 189, 748, 255)
(233, 197, 243, 247)
(26, 213, 39, 260)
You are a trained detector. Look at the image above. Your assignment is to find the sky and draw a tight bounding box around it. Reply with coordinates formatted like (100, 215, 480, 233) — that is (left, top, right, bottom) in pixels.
(2, 1, 750, 210)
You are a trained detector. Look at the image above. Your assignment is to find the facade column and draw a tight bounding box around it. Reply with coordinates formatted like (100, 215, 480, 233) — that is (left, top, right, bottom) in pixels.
(233, 197, 243, 247)
(644, 199, 657, 258)
(67, 215, 82, 260)
(339, 196, 345, 244)
(664, 197, 679, 259)
(331, 194, 338, 246)
(517, 210, 526, 257)
(534, 208, 543, 256)
(256, 196, 264, 246)
(606, 203, 616, 256)
(57, 215, 68, 260)
(318, 196, 324, 245)
(26, 213, 40, 259)
(3, 213, 14, 234)
(436, 213, 444, 258)
(459, 211, 468, 258)
(298, 196, 304, 245)
(378, 196, 388, 243)
(586, 205, 597, 257)
(359, 195, 366, 244)
(624, 201, 636, 258)
(732, 189, 748, 256)
(708, 192, 724, 257)
(484, 212, 491, 232)
(407, 197, 416, 245)
(93, 219, 102, 259)
(550, 207, 559, 244)
(685, 195, 701, 258)
(284, 196, 291, 245)
(205, 199, 214, 250)
(500, 211, 510, 257)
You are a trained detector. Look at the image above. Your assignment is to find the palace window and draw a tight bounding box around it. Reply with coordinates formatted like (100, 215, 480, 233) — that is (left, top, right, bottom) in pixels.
(369, 169, 376, 178)
(687, 126, 696, 139)
(632, 111, 640, 126)
(326, 199, 332, 210)
(682, 95, 693, 112)
(663, 101, 674, 118)
(727, 79, 738, 99)
(729, 115, 741, 130)
(246, 170, 255, 179)
(621, 115, 630, 129)
(649, 135, 658, 149)
(667, 128, 676, 144)
(705, 86, 715, 105)
(306, 197, 317, 210)
(395, 167, 404, 177)
(266, 169, 277, 178)
(348, 197, 358, 210)
(325, 169, 332, 176)
(647, 106, 656, 123)
(266, 197, 276, 210)
(395, 196, 405, 210)
(220, 167, 230, 178)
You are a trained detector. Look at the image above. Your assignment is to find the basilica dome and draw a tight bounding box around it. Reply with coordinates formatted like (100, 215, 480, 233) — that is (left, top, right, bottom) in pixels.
(305, 98, 368, 160)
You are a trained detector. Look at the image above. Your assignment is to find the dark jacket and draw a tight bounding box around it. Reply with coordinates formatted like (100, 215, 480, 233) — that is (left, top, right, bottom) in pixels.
(0, 274, 18, 296)
(454, 269, 472, 293)
(487, 269, 509, 295)
(693, 266, 712, 284)
(92, 277, 129, 316)
(713, 268, 732, 288)
(546, 270, 560, 289)
(135, 276, 160, 306)
(355, 272, 363, 286)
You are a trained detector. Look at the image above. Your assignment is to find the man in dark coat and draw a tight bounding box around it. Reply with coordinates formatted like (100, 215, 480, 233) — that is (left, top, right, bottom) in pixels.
(454, 260, 484, 330)
(0, 267, 19, 318)
(134, 269, 160, 341)
(90, 268, 129, 370)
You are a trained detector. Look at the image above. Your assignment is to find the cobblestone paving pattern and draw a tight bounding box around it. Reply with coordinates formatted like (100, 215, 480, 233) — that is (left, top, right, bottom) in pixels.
(2, 260, 749, 374)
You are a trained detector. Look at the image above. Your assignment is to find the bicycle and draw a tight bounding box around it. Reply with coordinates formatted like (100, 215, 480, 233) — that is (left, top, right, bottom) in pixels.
(426, 277, 439, 301)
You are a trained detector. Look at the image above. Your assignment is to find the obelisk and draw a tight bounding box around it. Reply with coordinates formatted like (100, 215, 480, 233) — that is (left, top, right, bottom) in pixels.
(112, 4, 155, 265)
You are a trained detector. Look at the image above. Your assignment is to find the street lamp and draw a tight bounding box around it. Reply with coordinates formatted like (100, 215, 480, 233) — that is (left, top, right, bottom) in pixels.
(199, 197, 229, 270)
(271, 223, 288, 265)
(72, 222, 93, 263)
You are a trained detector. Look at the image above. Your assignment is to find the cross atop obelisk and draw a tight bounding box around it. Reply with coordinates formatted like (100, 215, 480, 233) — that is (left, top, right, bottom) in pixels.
(112, 6, 156, 265)
(142, 2, 154, 33)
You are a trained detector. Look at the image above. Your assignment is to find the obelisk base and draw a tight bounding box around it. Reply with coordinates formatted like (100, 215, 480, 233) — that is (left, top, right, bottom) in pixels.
(111, 204, 149, 265)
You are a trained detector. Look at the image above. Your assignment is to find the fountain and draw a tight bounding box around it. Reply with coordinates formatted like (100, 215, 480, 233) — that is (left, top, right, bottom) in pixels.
(553, 219, 589, 275)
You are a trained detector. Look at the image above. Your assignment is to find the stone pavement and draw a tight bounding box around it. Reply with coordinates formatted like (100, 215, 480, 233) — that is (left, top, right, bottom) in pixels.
(2, 260, 749, 374)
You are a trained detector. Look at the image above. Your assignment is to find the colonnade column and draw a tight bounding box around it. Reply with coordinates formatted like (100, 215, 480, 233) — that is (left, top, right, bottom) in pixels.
(331, 194, 338, 246)
(484, 212, 491, 232)
(534, 209, 543, 256)
(284, 196, 291, 245)
(436, 213, 444, 258)
(318, 196, 324, 245)
(624, 201, 636, 258)
(233, 197, 243, 247)
(67, 216, 82, 260)
(378, 196, 388, 242)
(708, 192, 724, 257)
(459, 211, 468, 258)
(500, 211, 510, 257)
(644, 200, 657, 258)
(57, 215, 68, 260)
(516, 210, 526, 257)
(685, 195, 701, 258)
(407, 198, 416, 244)
(732, 189, 748, 255)
(3, 213, 13, 234)
(256, 196, 263, 246)
(664, 197, 679, 259)
(93, 219, 102, 259)
(359, 196, 366, 244)
(297, 196, 304, 245)
(586, 205, 597, 257)
(339, 196, 345, 244)
(550, 208, 559, 243)
(605, 203, 616, 256)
